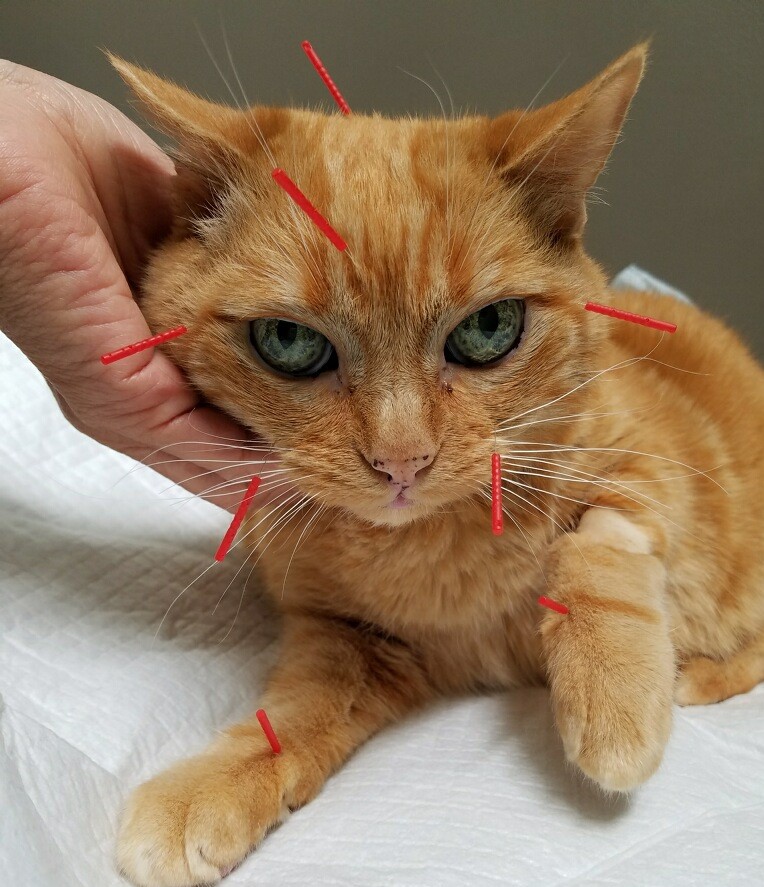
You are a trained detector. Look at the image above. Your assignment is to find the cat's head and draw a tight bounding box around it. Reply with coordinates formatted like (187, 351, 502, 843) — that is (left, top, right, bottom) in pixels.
(113, 45, 645, 527)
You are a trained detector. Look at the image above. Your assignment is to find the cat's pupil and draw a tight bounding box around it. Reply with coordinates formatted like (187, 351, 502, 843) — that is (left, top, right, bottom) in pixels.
(277, 321, 297, 349)
(478, 304, 499, 338)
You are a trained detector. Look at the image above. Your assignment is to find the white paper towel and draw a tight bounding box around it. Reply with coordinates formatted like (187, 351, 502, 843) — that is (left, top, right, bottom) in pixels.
(2, 270, 762, 887)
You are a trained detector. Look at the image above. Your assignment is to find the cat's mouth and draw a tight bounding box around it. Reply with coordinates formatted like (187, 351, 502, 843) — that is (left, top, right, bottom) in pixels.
(388, 492, 413, 509)
(350, 488, 422, 527)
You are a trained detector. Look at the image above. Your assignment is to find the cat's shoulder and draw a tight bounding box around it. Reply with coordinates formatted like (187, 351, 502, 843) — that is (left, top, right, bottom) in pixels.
(604, 287, 762, 371)
(599, 287, 764, 422)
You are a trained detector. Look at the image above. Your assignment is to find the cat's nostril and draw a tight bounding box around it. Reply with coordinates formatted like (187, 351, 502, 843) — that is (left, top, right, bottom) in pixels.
(366, 450, 438, 487)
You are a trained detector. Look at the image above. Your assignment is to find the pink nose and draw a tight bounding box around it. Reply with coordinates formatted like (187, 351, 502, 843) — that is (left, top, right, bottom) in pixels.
(369, 452, 435, 489)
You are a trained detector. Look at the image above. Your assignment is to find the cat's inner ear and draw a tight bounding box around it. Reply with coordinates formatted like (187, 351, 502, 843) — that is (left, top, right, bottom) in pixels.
(108, 55, 282, 237)
(490, 43, 647, 243)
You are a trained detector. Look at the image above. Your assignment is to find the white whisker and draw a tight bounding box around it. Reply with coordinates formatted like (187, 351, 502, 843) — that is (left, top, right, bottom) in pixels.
(503, 451, 719, 487)
(280, 502, 326, 599)
(500, 473, 620, 515)
(427, 57, 456, 249)
(210, 487, 303, 617)
(454, 56, 568, 270)
(398, 65, 452, 250)
(500, 402, 656, 434)
(500, 460, 668, 509)
(157, 465, 292, 499)
(498, 482, 595, 575)
(479, 486, 548, 585)
(495, 341, 664, 431)
(153, 561, 217, 645)
(495, 442, 728, 493)
(168, 470, 297, 509)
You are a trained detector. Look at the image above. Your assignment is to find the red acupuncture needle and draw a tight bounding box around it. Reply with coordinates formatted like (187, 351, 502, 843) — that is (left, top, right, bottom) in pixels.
(301, 40, 351, 115)
(214, 475, 262, 562)
(491, 453, 503, 535)
(271, 168, 347, 252)
(256, 708, 281, 754)
(584, 302, 677, 334)
(538, 596, 570, 616)
(99, 325, 187, 365)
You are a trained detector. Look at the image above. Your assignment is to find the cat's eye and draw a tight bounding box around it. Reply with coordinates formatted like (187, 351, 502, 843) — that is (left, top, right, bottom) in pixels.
(249, 318, 338, 377)
(445, 298, 525, 366)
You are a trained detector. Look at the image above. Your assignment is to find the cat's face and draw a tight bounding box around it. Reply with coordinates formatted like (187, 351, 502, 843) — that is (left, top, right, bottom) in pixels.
(117, 46, 644, 527)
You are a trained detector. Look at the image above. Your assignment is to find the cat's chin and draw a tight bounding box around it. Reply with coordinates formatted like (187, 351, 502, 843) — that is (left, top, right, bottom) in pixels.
(374, 508, 424, 528)
(346, 498, 432, 529)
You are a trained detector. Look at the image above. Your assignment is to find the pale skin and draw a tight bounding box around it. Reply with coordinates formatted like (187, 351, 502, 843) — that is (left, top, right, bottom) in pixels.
(0, 60, 278, 510)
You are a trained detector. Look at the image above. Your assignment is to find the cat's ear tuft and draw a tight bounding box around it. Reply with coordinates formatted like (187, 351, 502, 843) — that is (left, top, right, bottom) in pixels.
(107, 54, 247, 165)
(491, 43, 648, 243)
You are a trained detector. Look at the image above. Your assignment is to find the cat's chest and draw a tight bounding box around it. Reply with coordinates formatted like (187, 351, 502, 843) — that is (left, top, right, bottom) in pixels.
(260, 505, 548, 636)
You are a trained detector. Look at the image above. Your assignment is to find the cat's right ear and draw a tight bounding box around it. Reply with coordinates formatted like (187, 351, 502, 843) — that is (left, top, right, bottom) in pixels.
(108, 55, 249, 174)
(108, 55, 282, 234)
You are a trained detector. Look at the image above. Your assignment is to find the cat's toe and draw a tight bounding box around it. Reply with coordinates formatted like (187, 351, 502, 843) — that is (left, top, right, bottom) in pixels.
(117, 754, 285, 887)
(117, 784, 223, 887)
(569, 729, 667, 792)
(546, 621, 674, 793)
(555, 690, 672, 793)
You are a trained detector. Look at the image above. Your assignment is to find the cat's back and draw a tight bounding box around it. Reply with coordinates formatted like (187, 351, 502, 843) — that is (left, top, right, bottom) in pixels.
(602, 288, 764, 432)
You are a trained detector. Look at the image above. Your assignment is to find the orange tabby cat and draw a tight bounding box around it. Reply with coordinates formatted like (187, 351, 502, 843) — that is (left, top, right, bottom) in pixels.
(110, 45, 764, 887)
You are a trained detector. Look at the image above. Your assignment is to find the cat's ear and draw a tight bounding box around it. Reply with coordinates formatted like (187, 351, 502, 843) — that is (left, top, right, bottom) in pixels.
(108, 55, 250, 171)
(490, 43, 647, 243)
(108, 55, 282, 236)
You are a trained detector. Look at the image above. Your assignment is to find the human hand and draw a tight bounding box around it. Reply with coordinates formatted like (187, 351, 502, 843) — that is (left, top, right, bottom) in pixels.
(0, 60, 277, 512)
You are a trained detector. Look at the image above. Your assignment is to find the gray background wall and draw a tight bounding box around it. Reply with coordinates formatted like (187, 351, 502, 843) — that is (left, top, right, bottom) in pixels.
(2, 1, 762, 354)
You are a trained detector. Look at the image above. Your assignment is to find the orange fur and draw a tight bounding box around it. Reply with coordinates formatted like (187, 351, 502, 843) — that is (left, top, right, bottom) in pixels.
(110, 46, 764, 887)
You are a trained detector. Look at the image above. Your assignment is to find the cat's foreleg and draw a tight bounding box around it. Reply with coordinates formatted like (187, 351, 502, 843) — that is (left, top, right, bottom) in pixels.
(117, 613, 432, 887)
(539, 509, 675, 792)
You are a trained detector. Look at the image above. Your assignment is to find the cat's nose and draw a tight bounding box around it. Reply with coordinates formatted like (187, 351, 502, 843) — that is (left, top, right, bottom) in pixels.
(367, 452, 436, 489)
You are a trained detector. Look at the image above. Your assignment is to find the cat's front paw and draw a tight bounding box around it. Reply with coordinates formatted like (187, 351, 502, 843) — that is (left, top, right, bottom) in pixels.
(554, 678, 671, 792)
(117, 752, 287, 887)
(542, 604, 674, 793)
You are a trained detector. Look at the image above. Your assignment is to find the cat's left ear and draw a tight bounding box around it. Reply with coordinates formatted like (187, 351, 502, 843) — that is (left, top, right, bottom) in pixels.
(490, 43, 647, 242)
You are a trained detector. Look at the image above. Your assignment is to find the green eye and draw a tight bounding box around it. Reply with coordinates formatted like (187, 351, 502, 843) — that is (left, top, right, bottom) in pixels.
(249, 318, 337, 376)
(445, 299, 525, 366)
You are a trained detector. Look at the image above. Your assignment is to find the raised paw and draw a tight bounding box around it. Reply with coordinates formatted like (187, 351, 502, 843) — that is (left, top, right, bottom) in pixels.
(553, 674, 671, 792)
(117, 750, 289, 887)
(541, 599, 674, 792)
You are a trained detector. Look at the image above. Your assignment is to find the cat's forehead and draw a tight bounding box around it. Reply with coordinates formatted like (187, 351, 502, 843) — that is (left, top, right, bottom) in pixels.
(282, 111, 485, 212)
(241, 111, 537, 322)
